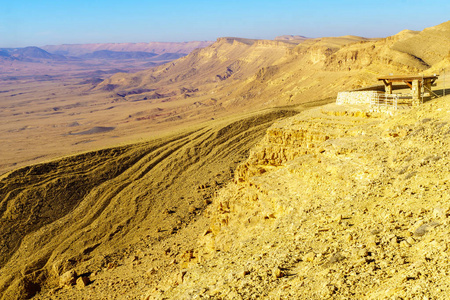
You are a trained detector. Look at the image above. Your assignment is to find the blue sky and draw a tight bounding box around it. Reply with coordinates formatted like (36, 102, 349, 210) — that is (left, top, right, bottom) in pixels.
(0, 0, 449, 47)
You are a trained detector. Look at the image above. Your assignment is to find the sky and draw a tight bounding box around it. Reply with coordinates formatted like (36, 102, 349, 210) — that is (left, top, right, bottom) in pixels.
(0, 0, 449, 48)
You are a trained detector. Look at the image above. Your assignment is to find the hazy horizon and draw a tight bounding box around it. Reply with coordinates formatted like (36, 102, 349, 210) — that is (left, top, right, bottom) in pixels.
(1, 0, 449, 48)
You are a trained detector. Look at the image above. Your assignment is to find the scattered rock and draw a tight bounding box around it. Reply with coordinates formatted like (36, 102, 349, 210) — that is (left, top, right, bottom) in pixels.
(76, 276, 90, 288)
(107, 262, 117, 270)
(432, 207, 447, 218)
(238, 269, 250, 278)
(59, 270, 77, 287)
(128, 255, 139, 264)
(345, 233, 353, 242)
(272, 267, 284, 279)
(358, 249, 369, 258)
(329, 252, 345, 264)
(146, 267, 158, 277)
(406, 237, 415, 245)
(334, 214, 343, 222)
(177, 270, 188, 284)
(414, 222, 439, 237)
(390, 236, 398, 246)
(303, 252, 315, 262)
(400, 240, 410, 248)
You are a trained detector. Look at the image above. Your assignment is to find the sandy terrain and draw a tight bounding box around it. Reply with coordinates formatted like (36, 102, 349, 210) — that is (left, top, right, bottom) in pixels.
(0, 20, 449, 299)
(2, 21, 449, 176)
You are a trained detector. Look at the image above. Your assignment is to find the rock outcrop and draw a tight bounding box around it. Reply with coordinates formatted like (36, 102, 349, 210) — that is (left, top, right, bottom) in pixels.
(159, 96, 450, 299)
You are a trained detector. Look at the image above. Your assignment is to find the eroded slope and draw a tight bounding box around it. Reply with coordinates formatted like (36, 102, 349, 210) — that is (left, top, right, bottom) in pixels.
(0, 108, 299, 299)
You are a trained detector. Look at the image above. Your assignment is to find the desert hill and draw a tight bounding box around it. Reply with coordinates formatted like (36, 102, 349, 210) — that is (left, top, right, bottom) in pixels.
(0, 21, 450, 299)
(0, 50, 10, 57)
(0, 47, 66, 62)
(12, 47, 66, 61)
(391, 21, 450, 66)
(98, 21, 449, 113)
(79, 51, 188, 63)
(4, 94, 450, 299)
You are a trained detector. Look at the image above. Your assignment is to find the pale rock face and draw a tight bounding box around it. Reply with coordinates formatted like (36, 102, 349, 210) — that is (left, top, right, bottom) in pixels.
(161, 97, 450, 299)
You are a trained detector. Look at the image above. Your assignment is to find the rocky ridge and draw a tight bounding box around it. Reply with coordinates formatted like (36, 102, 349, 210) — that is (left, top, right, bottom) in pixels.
(157, 96, 450, 299)
(97, 21, 450, 114)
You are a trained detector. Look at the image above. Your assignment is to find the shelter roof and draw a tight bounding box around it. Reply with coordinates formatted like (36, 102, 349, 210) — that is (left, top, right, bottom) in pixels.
(377, 75, 438, 82)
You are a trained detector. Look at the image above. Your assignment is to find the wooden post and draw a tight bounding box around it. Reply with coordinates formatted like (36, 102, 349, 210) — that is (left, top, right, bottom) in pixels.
(385, 82, 392, 94)
(412, 79, 420, 106)
(424, 79, 432, 98)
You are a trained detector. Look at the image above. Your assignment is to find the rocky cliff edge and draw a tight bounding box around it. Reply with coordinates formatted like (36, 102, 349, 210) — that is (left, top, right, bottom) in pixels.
(158, 96, 450, 299)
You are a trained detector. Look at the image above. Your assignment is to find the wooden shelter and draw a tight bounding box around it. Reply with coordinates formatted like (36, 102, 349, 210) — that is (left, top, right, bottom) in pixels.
(377, 75, 438, 106)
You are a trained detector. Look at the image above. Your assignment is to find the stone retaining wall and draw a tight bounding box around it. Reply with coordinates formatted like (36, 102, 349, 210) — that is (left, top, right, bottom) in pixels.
(336, 91, 378, 105)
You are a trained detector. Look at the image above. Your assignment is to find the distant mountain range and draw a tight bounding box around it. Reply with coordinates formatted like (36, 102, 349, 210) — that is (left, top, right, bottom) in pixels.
(41, 41, 213, 56)
(274, 35, 309, 42)
(80, 50, 158, 60)
(79, 50, 187, 61)
(0, 46, 66, 61)
(0, 41, 214, 63)
(0, 50, 11, 57)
